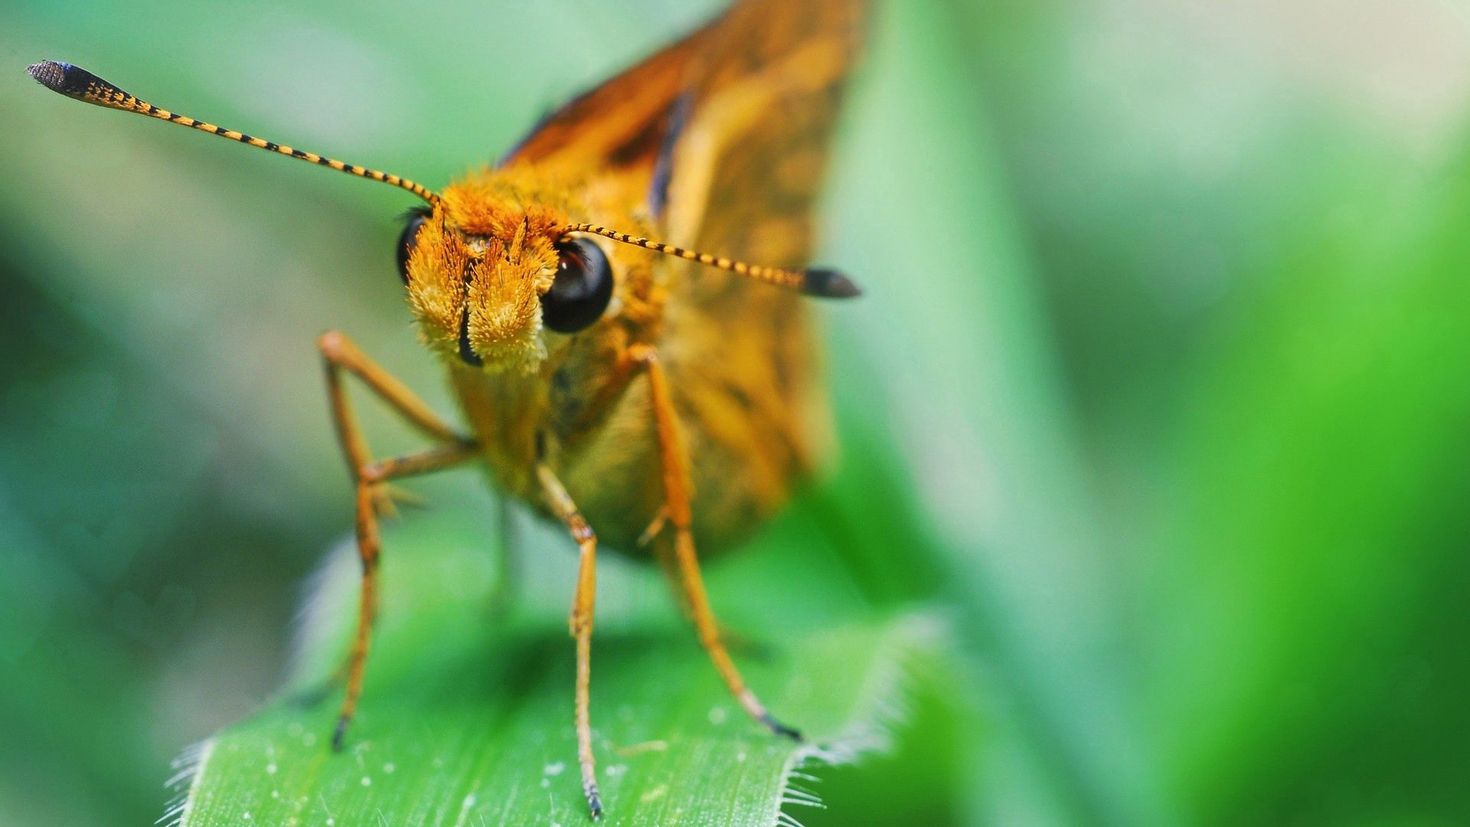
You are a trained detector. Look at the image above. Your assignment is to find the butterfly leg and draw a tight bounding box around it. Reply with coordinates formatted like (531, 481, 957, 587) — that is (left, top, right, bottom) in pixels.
(535, 463, 604, 819)
(317, 330, 478, 750)
(633, 345, 801, 740)
(643, 523, 770, 660)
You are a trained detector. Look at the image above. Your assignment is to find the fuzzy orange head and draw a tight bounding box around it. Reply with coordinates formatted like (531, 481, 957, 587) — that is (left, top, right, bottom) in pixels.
(396, 167, 637, 375)
(399, 170, 575, 373)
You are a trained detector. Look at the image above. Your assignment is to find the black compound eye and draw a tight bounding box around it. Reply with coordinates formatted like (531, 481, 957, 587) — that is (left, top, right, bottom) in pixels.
(396, 211, 429, 284)
(543, 238, 613, 333)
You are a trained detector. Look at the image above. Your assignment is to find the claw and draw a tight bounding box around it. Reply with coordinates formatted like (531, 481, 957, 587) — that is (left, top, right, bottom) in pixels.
(760, 711, 803, 742)
(331, 714, 352, 751)
(585, 785, 604, 821)
(368, 482, 427, 519)
(636, 506, 669, 547)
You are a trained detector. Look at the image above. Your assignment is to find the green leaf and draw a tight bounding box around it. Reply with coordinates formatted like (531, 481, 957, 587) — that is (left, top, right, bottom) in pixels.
(169, 505, 946, 826)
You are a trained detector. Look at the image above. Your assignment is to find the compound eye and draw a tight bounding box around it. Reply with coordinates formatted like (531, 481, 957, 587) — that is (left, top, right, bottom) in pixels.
(542, 238, 613, 333)
(396, 211, 429, 284)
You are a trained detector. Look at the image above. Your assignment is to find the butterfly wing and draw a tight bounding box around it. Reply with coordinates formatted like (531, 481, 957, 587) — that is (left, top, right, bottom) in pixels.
(499, 13, 712, 178)
(508, 0, 868, 549)
(659, 1, 868, 530)
(661, 0, 867, 264)
(502, 0, 866, 244)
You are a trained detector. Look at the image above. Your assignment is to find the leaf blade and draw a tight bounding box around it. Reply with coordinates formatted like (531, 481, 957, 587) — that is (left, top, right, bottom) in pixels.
(175, 510, 945, 827)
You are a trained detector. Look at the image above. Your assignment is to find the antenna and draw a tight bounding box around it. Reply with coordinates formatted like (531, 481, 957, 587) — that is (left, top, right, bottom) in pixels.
(564, 223, 860, 298)
(27, 60, 439, 205)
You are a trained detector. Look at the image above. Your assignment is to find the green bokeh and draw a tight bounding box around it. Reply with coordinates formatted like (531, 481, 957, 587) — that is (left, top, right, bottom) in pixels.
(3, 1, 1468, 824)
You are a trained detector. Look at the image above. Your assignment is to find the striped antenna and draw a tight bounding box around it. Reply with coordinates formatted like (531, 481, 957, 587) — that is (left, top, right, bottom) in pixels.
(27, 60, 439, 205)
(564, 223, 861, 299)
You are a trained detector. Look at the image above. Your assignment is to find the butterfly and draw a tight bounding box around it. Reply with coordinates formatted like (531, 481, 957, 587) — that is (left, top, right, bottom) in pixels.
(28, 0, 867, 817)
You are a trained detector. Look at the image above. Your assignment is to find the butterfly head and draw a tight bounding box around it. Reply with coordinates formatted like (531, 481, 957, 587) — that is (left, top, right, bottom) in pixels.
(396, 173, 615, 374)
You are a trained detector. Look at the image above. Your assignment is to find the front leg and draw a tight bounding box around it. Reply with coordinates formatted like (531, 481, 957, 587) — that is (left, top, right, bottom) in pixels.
(536, 463, 604, 820)
(316, 330, 478, 749)
(631, 344, 801, 740)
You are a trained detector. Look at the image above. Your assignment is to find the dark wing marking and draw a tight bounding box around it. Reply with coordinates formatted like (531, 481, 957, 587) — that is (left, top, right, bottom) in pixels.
(498, 14, 713, 177)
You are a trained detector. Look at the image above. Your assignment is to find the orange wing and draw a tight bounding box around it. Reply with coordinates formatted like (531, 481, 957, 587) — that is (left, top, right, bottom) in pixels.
(503, 0, 866, 246)
(507, 0, 868, 546)
(656, 0, 868, 535)
(499, 13, 711, 178)
(662, 0, 867, 264)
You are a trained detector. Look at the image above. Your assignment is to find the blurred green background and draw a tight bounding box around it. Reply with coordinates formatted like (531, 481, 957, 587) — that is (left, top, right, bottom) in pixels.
(3, 0, 1469, 824)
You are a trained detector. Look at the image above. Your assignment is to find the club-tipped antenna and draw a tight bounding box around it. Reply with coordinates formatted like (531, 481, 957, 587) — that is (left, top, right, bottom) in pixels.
(27, 60, 439, 205)
(563, 223, 860, 298)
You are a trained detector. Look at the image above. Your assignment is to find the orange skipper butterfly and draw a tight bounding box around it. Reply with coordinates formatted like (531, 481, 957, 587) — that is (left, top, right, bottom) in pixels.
(28, 0, 866, 816)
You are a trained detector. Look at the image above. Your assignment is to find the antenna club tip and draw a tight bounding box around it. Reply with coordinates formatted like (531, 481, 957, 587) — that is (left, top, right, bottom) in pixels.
(26, 59, 95, 97)
(802, 268, 862, 299)
(26, 60, 65, 87)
